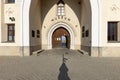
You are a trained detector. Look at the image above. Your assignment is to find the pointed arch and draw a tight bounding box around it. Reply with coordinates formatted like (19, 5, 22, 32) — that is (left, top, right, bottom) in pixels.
(48, 22, 75, 49)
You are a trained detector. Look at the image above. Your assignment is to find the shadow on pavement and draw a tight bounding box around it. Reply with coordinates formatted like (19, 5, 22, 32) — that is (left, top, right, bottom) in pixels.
(58, 54, 71, 80)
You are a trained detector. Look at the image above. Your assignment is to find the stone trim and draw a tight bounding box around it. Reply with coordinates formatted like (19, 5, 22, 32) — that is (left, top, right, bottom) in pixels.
(48, 22, 75, 49)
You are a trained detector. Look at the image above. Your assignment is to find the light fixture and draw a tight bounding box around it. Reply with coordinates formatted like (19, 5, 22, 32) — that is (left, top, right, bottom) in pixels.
(9, 17, 15, 21)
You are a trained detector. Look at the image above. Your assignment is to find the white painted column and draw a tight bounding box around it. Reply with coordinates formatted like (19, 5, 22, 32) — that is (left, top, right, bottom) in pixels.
(90, 0, 99, 47)
(0, 0, 1, 43)
(22, 0, 31, 46)
(20, 0, 31, 56)
(90, 0, 102, 57)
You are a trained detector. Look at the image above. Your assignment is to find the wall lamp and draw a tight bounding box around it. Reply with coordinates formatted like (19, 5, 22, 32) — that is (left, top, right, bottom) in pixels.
(9, 17, 15, 21)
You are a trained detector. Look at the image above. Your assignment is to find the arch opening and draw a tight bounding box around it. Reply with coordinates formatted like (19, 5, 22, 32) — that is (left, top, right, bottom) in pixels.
(52, 27, 70, 49)
(48, 22, 75, 49)
(22, 0, 100, 56)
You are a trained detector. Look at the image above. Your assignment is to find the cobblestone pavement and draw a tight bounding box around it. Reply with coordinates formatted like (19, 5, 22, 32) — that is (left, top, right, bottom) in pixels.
(0, 49, 120, 80)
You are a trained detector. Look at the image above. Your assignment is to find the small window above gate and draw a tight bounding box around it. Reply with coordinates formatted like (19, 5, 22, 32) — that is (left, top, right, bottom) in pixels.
(57, 0, 65, 16)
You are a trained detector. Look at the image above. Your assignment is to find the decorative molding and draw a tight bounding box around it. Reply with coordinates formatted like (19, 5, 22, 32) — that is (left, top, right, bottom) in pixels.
(110, 4, 120, 13)
(51, 16, 71, 22)
(48, 22, 75, 49)
(5, 8, 15, 17)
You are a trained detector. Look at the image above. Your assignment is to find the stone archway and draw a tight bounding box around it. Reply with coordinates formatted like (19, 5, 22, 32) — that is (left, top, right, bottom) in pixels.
(52, 27, 70, 49)
(48, 22, 74, 49)
(22, 0, 101, 56)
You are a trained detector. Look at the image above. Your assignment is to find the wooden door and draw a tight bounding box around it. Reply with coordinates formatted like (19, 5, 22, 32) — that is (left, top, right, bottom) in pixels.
(52, 27, 70, 48)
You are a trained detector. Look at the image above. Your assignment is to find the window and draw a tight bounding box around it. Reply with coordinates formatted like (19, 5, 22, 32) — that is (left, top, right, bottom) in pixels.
(82, 26, 85, 38)
(57, 3, 65, 16)
(82, 26, 85, 32)
(108, 22, 117, 41)
(8, 0, 15, 3)
(82, 33, 84, 38)
(37, 30, 40, 38)
(32, 30, 35, 37)
(8, 24, 15, 42)
(85, 30, 89, 37)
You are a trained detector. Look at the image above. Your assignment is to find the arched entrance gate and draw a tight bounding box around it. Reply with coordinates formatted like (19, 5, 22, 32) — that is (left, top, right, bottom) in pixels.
(22, 0, 100, 56)
(48, 22, 75, 49)
(52, 27, 70, 48)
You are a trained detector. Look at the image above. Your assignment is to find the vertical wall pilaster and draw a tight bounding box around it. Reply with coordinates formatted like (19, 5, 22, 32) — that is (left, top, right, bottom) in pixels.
(21, 0, 31, 56)
(90, 0, 101, 56)
(0, 0, 1, 43)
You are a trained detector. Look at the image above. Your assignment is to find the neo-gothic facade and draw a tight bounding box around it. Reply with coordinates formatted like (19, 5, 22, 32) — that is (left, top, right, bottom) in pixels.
(0, 0, 120, 57)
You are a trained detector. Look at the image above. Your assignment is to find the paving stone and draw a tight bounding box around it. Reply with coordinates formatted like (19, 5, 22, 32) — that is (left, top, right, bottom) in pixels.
(0, 49, 120, 80)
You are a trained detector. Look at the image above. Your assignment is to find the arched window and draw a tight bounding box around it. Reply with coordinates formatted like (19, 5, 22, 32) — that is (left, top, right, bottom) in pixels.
(57, 0, 65, 16)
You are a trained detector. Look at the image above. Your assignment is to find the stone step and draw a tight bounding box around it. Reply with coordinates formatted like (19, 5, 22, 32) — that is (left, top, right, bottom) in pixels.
(78, 50, 89, 55)
(32, 49, 44, 56)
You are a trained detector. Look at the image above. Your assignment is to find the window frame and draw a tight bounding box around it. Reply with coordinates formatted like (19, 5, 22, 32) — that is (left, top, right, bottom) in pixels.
(82, 26, 85, 38)
(6, 0, 15, 4)
(85, 30, 89, 37)
(32, 30, 35, 38)
(37, 30, 40, 38)
(108, 22, 118, 42)
(57, 3, 65, 16)
(7, 24, 15, 42)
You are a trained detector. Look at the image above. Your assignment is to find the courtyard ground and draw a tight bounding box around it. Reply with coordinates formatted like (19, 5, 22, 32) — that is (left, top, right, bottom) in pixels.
(0, 49, 120, 80)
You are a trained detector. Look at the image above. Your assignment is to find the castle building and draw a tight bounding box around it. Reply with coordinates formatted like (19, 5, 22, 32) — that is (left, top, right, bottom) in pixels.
(0, 0, 120, 57)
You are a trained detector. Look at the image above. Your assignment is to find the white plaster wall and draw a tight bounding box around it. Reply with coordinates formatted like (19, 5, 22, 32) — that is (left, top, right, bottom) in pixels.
(21, 0, 100, 50)
(41, 4, 81, 49)
(81, 0, 91, 46)
(19, 0, 100, 49)
(30, 0, 41, 46)
(0, 0, 27, 56)
(90, 0, 100, 47)
(4, 4, 16, 23)
(0, 0, 104, 56)
(22, 0, 31, 46)
(0, 0, 100, 47)
(0, 0, 2, 43)
(102, 0, 120, 47)
(0, 0, 22, 46)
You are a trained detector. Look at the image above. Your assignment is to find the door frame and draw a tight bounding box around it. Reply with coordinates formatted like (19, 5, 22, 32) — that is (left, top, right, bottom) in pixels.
(48, 22, 75, 49)
(52, 27, 70, 48)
